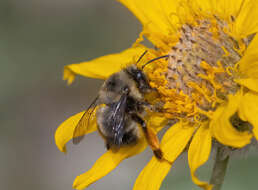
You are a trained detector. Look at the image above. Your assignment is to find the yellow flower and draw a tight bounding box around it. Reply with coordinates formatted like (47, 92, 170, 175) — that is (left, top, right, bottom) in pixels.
(55, 0, 258, 189)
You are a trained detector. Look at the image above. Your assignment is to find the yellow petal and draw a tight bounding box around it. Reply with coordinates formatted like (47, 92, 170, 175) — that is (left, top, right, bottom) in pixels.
(235, 78, 258, 93)
(146, 112, 168, 132)
(233, 0, 258, 38)
(239, 92, 258, 140)
(64, 46, 146, 83)
(188, 125, 213, 190)
(119, 0, 177, 37)
(63, 67, 76, 85)
(161, 121, 195, 161)
(133, 122, 195, 190)
(211, 0, 245, 19)
(55, 111, 97, 153)
(133, 157, 171, 190)
(73, 137, 147, 190)
(238, 33, 258, 78)
(210, 92, 252, 147)
(191, 0, 244, 21)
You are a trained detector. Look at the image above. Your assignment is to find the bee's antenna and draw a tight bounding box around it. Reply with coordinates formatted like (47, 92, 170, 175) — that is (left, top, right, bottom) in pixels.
(136, 50, 148, 63)
(142, 55, 169, 69)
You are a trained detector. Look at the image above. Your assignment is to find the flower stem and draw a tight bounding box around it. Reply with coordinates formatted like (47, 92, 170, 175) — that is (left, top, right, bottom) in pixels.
(209, 146, 230, 190)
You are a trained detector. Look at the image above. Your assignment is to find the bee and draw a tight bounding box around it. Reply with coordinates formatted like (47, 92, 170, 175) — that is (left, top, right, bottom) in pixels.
(73, 51, 169, 160)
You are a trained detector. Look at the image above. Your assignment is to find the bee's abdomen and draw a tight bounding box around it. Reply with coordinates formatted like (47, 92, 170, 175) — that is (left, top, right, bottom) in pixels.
(97, 106, 139, 147)
(121, 129, 138, 145)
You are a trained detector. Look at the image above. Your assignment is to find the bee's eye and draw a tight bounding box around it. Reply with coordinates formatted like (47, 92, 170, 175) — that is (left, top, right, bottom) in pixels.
(136, 72, 142, 79)
(109, 81, 116, 86)
(107, 80, 116, 90)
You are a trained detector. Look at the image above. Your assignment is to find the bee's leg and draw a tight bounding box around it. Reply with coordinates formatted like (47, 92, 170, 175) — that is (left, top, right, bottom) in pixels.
(139, 100, 165, 113)
(140, 101, 154, 110)
(131, 113, 163, 160)
(105, 142, 111, 150)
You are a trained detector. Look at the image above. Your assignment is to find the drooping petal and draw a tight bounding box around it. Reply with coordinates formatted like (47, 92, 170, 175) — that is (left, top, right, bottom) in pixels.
(238, 33, 258, 78)
(73, 137, 147, 190)
(233, 0, 258, 38)
(133, 122, 195, 190)
(188, 125, 213, 190)
(55, 111, 97, 153)
(210, 92, 252, 147)
(235, 78, 258, 93)
(64, 46, 146, 83)
(239, 92, 258, 140)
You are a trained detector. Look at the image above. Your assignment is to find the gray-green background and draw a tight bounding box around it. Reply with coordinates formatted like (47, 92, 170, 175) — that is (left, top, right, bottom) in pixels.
(1, 0, 258, 189)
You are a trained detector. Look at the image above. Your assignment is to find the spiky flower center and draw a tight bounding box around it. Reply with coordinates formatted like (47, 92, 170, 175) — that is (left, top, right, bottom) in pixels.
(148, 18, 251, 122)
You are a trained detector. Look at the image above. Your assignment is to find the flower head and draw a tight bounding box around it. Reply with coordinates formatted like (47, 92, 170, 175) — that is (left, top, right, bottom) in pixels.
(55, 0, 258, 189)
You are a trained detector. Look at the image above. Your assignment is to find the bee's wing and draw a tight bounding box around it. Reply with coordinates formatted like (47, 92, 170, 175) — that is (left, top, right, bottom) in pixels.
(73, 96, 99, 144)
(109, 93, 128, 145)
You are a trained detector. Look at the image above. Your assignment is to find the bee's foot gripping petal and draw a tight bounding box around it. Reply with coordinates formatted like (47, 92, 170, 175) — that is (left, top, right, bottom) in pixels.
(153, 149, 173, 164)
(153, 149, 163, 159)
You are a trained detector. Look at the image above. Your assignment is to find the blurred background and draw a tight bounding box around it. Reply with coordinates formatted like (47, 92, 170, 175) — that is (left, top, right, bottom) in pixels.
(1, 0, 258, 190)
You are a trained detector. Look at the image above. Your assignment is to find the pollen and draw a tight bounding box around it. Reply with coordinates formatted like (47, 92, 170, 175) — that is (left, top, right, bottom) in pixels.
(148, 18, 252, 122)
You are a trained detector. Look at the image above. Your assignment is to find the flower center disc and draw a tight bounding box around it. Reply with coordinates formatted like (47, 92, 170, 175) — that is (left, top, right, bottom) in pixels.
(150, 18, 251, 121)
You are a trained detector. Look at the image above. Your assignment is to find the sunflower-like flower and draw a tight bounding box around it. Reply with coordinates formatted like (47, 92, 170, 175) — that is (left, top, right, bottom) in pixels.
(55, 0, 258, 189)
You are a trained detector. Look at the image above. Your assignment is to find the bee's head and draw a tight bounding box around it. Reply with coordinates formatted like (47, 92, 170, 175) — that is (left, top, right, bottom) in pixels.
(126, 65, 151, 93)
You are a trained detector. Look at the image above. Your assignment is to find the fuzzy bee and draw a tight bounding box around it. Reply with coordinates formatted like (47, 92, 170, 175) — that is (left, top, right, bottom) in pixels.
(72, 51, 169, 160)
